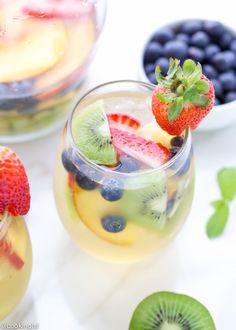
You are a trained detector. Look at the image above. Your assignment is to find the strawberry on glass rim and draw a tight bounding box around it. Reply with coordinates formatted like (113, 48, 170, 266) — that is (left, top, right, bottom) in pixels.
(152, 58, 215, 135)
(23, 0, 93, 19)
(0, 146, 30, 270)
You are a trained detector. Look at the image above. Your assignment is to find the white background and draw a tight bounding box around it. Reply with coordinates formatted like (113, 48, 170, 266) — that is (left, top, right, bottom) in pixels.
(2, 0, 236, 329)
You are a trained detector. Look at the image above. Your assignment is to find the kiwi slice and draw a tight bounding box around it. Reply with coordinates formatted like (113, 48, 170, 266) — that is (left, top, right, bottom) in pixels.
(72, 100, 116, 165)
(129, 291, 216, 330)
(122, 171, 167, 230)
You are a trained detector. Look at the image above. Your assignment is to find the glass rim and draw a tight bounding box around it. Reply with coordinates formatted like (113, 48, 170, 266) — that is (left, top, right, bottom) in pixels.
(68, 79, 191, 178)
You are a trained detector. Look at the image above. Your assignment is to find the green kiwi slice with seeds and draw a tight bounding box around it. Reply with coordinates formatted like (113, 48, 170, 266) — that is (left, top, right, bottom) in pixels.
(72, 100, 117, 165)
(129, 291, 216, 330)
(122, 171, 167, 230)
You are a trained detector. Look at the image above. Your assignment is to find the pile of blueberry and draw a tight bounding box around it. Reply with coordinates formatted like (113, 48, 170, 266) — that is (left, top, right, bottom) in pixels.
(62, 149, 142, 233)
(62, 148, 140, 201)
(0, 80, 36, 111)
(143, 19, 236, 105)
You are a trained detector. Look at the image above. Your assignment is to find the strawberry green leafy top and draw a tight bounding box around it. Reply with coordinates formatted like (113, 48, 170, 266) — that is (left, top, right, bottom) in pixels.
(155, 58, 211, 122)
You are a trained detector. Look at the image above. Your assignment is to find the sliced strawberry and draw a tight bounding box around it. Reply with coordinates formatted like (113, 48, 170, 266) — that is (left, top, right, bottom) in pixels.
(0, 239, 24, 270)
(111, 128, 170, 168)
(23, 0, 93, 19)
(0, 147, 30, 216)
(107, 113, 141, 132)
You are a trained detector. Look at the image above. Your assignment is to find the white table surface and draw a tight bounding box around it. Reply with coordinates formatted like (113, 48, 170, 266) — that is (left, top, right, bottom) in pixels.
(1, 1, 236, 329)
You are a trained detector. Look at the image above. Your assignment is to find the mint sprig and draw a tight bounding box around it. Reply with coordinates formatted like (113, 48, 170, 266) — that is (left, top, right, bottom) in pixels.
(206, 168, 236, 238)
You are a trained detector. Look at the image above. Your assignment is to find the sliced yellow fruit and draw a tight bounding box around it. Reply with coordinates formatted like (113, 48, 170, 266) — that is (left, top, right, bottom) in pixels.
(36, 17, 96, 90)
(137, 121, 171, 148)
(73, 184, 138, 245)
(0, 20, 67, 82)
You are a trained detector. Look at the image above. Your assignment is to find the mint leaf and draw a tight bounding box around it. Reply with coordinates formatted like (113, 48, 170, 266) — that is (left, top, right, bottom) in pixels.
(206, 200, 229, 238)
(217, 168, 236, 201)
(168, 97, 183, 122)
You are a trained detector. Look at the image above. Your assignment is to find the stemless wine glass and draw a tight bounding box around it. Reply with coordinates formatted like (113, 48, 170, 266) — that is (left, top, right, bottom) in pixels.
(54, 80, 195, 262)
(0, 212, 32, 320)
(0, 0, 107, 143)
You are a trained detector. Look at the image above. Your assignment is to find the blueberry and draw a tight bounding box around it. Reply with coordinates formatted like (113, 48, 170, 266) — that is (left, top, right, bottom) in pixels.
(148, 73, 157, 84)
(75, 164, 101, 191)
(202, 64, 217, 79)
(155, 57, 170, 76)
(144, 63, 155, 75)
(212, 51, 236, 71)
(75, 171, 97, 190)
(230, 39, 236, 53)
(144, 42, 163, 63)
(180, 20, 203, 35)
(190, 31, 210, 48)
(116, 156, 140, 173)
(224, 91, 236, 103)
(170, 146, 180, 158)
(211, 79, 223, 97)
(205, 44, 221, 61)
(176, 153, 191, 176)
(167, 196, 175, 214)
(170, 136, 184, 148)
(61, 149, 78, 174)
(100, 178, 123, 201)
(176, 33, 189, 44)
(171, 147, 193, 176)
(219, 72, 236, 91)
(152, 28, 174, 44)
(188, 47, 205, 62)
(214, 98, 221, 106)
(203, 21, 225, 37)
(101, 215, 126, 233)
(9, 80, 33, 95)
(219, 32, 234, 49)
(163, 40, 188, 60)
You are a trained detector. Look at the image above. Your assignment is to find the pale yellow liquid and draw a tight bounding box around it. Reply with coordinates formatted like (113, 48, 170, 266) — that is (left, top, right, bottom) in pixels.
(54, 92, 195, 262)
(0, 215, 32, 320)
(54, 162, 194, 262)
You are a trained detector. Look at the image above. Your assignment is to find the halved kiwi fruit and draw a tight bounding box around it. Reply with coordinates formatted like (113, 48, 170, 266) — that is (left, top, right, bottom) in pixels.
(72, 100, 117, 165)
(122, 172, 167, 230)
(129, 291, 216, 330)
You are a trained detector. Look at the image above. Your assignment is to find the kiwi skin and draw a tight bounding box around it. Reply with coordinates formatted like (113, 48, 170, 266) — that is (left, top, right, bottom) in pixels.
(129, 291, 216, 330)
(72, 100, 117, 165)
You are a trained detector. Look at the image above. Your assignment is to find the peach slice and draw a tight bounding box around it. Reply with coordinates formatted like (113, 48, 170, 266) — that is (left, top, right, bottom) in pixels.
(0, 20, 67, 82)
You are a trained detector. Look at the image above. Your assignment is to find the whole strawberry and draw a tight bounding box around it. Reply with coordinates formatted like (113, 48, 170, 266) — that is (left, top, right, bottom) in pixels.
(152, 58, 215, 135)
(0, 147, 30, 216)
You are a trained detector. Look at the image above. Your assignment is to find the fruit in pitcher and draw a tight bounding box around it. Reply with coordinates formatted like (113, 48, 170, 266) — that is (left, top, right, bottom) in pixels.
(0, 146, 30, 216)
(129, 291, 216, 330)
(72, 100, 117, 165)
(0, 22, 67, 82)
(24, 0, 93, 19)
(152, 58, 214, 135)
